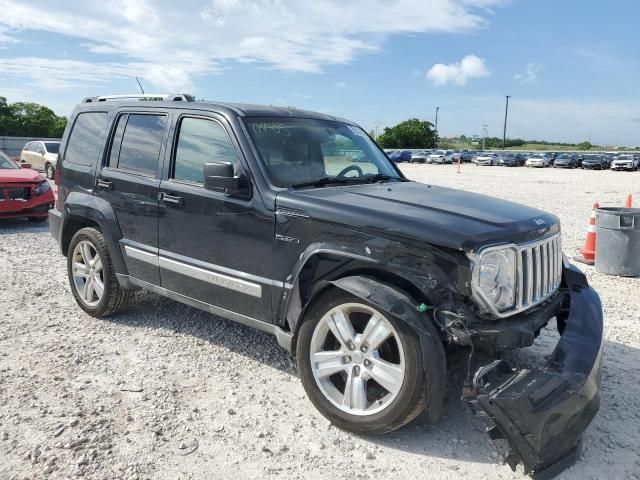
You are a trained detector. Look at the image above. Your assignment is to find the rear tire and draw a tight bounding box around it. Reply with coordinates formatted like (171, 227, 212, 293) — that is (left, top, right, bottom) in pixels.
(297, 289, 435, 434)
(67, 227, 132, 317)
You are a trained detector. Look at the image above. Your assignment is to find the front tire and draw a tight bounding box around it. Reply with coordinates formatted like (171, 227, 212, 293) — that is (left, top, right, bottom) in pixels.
(297, 289, 432, 434)
(67, 227, 132, 317)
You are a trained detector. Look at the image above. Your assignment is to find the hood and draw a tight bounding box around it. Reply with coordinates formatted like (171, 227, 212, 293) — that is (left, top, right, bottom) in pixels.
(0, 168, 44, 183)
(276, 181, 559, 251)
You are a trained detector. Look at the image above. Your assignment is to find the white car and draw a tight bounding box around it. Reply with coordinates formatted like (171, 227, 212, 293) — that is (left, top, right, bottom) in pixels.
(473, 153, 499, 166)
(525, 154, 552, 167)
(611, 154, 639, 171)
(428, 150, 455, 164)
(19, 141, 60, 179)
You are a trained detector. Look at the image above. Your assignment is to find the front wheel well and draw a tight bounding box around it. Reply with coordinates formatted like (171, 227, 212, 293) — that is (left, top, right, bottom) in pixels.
(61, 216, 101, 256)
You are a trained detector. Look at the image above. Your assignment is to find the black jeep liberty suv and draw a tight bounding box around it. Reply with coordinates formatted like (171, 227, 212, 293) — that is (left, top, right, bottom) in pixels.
(49, 94, 603, 478)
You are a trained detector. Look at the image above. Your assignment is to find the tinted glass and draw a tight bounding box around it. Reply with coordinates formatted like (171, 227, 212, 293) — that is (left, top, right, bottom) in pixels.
(44, 142, 60, 154)
(116, 114, 167, 176)
(65, 112, 109, 166)
(173, 117, 237, 184)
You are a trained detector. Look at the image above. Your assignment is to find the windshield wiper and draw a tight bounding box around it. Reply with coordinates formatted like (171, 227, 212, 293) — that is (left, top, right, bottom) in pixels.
(364, 173, 404, 183)
(290, 176, 354, 189)
(291, 174, 405, 189)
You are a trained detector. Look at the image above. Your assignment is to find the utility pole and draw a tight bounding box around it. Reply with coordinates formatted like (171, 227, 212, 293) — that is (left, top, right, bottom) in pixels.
(502, 95, 511, 150)
(434, 106, 439, 148)
(482, 124, 488, 151)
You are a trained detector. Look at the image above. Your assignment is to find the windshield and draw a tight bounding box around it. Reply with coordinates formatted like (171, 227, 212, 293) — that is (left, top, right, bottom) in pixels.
(557, 154, 570, 159)
(617, 155, 633, 160)
(0, 152, 18, 169)
(44, 142, 60, 154)
(433, 150, 446, 155)
(244, 117, 402, 188)
(530, 154, 544, 159)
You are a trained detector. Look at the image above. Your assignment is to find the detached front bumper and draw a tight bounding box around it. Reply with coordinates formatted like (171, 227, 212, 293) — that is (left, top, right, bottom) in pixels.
(466, 263, 603, 478)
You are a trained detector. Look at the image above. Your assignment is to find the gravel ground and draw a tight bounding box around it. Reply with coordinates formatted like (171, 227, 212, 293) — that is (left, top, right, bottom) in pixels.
(1, 164, 639, 480)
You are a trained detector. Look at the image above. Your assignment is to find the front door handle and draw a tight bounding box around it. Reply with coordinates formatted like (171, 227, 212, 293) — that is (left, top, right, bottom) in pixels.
(96, 178, 113, 189)
(159, 192, 183, 206)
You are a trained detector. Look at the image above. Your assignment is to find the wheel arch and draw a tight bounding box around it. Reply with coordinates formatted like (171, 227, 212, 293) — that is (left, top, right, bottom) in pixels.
(60, 193, 128, 277)
(293, 274, 447, 422)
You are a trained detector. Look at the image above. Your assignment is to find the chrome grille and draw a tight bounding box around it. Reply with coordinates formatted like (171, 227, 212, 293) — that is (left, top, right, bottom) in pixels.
(516, 234, 562, 310)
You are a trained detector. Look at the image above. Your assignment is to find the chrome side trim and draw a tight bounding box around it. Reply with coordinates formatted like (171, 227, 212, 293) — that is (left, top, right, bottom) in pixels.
(158, 248, 284, 288)
(159, 256, 262, 298)
(122, 243, 287, 295)
(124, 245, 159, 266)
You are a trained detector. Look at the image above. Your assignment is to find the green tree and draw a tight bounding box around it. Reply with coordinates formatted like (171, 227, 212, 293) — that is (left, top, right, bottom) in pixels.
(376, 118, 436, 148)
(576, 141, 592, 150)
(0, 97, 67, 137)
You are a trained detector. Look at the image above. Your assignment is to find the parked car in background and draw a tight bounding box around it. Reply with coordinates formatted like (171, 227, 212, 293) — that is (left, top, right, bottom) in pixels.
(428, 149, 455, 164)
(611, 154, 639, 171)
(581, 154, 610, 170)
(410, 150, 430, 163)
(473, 152, 499, 166)
(0, 150, 54, 221)
(500, 152, 526, 167)
(553, 153, 578, 168)
(19, 141, 61, 179)
(525, 153, 552, 168)
(459, 150, 475, 162)
(387, 150, 412, 163)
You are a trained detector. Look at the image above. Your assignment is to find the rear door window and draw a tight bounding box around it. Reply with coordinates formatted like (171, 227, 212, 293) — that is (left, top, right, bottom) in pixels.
(65, 112, 109, 166)
(110, 114, 167, 176)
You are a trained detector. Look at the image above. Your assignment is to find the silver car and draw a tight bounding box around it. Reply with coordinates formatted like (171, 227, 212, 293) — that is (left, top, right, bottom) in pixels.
(428, 149, 455, 164)
(19, 141, 60, 179)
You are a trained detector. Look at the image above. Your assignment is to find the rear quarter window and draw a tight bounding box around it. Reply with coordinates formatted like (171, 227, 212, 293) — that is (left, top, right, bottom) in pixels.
(64, 112, 109, 166)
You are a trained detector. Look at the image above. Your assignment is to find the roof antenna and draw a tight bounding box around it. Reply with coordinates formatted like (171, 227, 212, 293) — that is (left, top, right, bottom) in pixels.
(135, 77, 145, 94)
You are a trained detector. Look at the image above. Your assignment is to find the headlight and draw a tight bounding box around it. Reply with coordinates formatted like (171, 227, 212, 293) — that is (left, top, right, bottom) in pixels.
(476, 248, 516, 311)
(34, 180, 51, 196)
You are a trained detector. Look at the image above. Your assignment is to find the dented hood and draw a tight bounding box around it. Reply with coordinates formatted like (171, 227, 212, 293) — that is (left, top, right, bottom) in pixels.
(0, 168, 44, 184)
(277, 181, 559, 251)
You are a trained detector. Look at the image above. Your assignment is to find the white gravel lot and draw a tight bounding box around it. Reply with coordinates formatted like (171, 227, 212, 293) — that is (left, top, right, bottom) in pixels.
(1, 164, 639, 480)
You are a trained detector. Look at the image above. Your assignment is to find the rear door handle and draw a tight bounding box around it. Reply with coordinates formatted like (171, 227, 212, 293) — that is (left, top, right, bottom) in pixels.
(96, 179, 113, 189)
(159, 192, 183, 206)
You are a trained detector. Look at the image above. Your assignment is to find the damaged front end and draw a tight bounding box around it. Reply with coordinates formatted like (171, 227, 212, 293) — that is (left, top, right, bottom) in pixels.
(465, 262, 603, 478)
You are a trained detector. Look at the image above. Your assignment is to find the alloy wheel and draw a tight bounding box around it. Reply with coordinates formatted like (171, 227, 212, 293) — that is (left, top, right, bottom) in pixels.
(71, 240, 104, 307)
(309, 303, 405, 416)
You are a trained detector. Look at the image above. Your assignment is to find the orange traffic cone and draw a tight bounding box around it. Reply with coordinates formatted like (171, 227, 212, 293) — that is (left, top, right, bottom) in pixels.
(574, 202, 599, 265)
(624, 194, 632, 208)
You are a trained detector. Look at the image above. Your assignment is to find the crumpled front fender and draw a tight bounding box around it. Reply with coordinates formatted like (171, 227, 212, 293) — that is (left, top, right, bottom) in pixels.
(466, 264, 603, 478)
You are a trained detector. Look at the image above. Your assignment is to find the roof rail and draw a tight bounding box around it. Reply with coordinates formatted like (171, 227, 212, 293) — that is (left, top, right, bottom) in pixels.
(82, 93, 193, 103)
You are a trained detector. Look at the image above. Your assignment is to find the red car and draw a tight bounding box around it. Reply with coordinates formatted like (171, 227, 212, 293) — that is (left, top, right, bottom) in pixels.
(0, 151, 55, 221)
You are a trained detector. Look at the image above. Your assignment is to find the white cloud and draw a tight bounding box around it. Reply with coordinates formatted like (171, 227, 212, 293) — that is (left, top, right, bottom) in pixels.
(514, 62, 542, 84)
(0, 0, 507, 90)
(335, 81, 347, 88)
(426, 54, 490, 86)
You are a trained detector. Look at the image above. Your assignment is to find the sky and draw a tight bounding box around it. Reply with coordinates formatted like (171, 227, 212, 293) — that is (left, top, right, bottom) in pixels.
(0, 0, 639, 146)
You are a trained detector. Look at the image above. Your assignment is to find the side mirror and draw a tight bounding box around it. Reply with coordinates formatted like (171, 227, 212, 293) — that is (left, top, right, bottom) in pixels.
(204, 162, 248, 196)
(20, 162, 32, 169)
